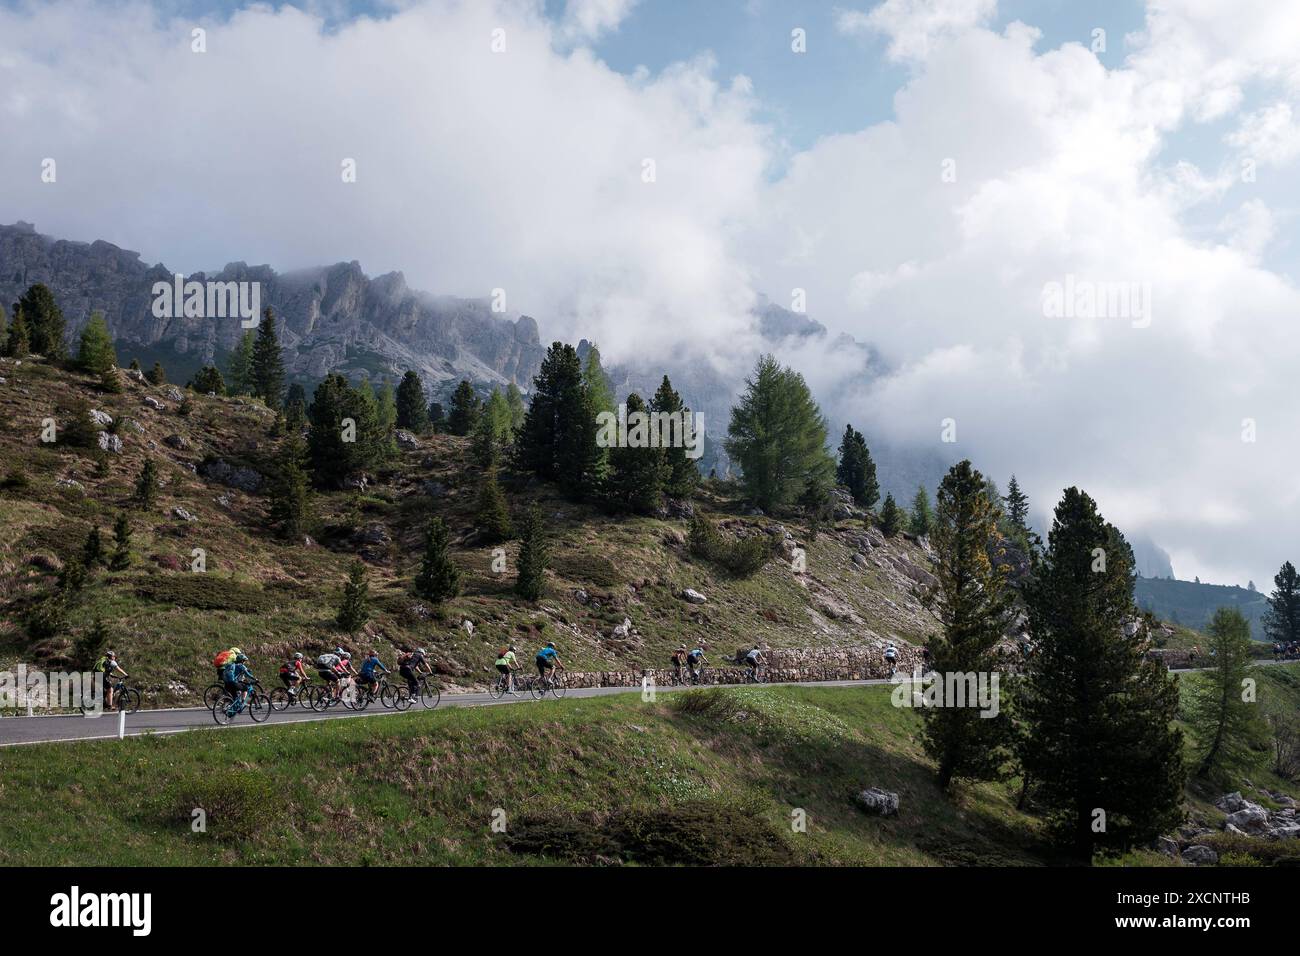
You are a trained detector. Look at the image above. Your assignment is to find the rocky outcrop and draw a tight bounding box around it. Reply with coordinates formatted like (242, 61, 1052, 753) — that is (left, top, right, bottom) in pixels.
(197, 458, 263, 492)
(855, 787, 900, 817)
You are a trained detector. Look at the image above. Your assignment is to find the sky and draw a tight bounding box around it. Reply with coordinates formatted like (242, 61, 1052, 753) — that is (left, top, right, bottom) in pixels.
(2, 0, 1298, 590)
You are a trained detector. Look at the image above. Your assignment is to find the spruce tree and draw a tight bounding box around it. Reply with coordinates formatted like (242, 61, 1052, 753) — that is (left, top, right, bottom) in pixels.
(725, 354, 834, 512)
(81, 525, 106, 568)
(134, 459, 159, 508)
(505, 382, 526, 431)
(447, 379, 481, 436)
(604, 392, 669, 514)
(1003, 475, 1030, 531)
(650, 374, 699, 499)
(396, 370, 429, 432)
(879, 493, 903, 536)
(922, 461, 1015, 790)
(268, 434, 312, 540)
(474, 468, 514, 544)
(514, 343, 603, 500)
(18, 284, 66, 360)
(1019, 487, 1185, 860)
(1185, 607, 1267, 782)
(5, 303, 30, 357)
(472, 389, 513, 467)
(515, 503, 548, 601)
(835, 424, 880, 510)
(77, 312, 116, 375)
(428, 401, 447, 433)
(226, 330, 255, 395)
(109, 513, 132, 570)
(909, 485, 933, 536)
(582, 344, 616, 417)
(146, 361, 167, 386)
(1263, 560, 1300, 646)
(307, 373, 384, 488)
(336, 560, 370, 632)
(413, 517, 461, 602)
(252, 308, 286, 410)
(190, 365, 226, 395)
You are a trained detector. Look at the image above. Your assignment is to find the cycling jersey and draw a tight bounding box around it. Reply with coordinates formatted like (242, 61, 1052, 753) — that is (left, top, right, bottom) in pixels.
(687, 649, 704, 663)
(496, 651, 516, 667)
(360, 657, 385, 678)
(745, 650, 760, 662)
(537, 647, 558, 663)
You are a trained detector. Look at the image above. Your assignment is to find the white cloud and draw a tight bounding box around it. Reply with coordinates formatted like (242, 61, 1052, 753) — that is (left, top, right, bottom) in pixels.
(837, 0, 997, 62)
(558, 0, 640, 43)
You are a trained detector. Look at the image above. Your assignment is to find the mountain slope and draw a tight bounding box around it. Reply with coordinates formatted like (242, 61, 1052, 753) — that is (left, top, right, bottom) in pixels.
(1134, 576, 1270, 640)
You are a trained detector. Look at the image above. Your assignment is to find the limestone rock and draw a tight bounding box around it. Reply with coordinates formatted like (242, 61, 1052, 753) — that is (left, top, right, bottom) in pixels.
(855, 787, 899, 817)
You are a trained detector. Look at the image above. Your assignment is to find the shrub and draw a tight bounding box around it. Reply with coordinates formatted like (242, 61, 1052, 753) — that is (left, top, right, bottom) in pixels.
(687, 516, 776, 578)
(134, 575, 274, 613)
(152, 770, 288, 842)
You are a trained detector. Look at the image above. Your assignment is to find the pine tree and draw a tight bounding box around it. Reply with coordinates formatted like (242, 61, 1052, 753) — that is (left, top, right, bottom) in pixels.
(505, 382, 526, 431)
(134, 459, 159, 508)
(146, 361, 167, 386)
(474, 468, 514, 544)
(5, 303, 30, 357)
(252, 308, 285, 410)
(81, 525, 106, 568)
(428, 401, 447, 433)
(109, 513, 132, 570)
(268, 434, 312, 540)
(725, 355, 834, 512)
(1185, 607, 1267, 782)
(922, 460, 1015, 790)
(472, 389, 513, 468)
(1004, 475, 1030, 531)
(582, 344, 616, 417)
(190, 365, 226, 395)
(879, 493, 903, 536)
(650, 374, 700, 499)
(1263, 560, 1300, 646)
(515, 503, 548, 601)
(835, 424, 880, 510)
(19, 284, 66, 360)
(307, 373, 384, 488)
(396, 370, 429, 432)
(514, 343, 603, 500)
(604, 392, 669, 514)
(1019, 487, 1185, 860)
(76, 312, 116, 375)
(226, 330, 255, 395)
(413, 517, 461, 602)
(336, 560, 370, 632)
(909, 485, 933, 536)
(447, 379, 481, 436)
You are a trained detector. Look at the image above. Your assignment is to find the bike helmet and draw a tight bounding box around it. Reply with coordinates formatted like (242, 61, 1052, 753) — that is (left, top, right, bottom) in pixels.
(294, 652, 304, 660)
(418, 648, 426, 655)
(106, 650, 117, 658)
(334, 647, 345, 656)
(546, 641, 555, 649)
(231, 647, 242, 655)
(340, 651, 351, 660)
(235, 653, 248, 663)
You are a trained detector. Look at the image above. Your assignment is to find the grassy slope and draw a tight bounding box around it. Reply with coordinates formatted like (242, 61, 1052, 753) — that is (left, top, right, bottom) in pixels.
(0, 357, 937, 703)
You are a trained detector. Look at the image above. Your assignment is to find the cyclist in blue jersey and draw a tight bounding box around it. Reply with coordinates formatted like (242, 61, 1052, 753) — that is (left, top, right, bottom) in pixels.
(358, 650, 388, 699)
(535, 642, 564, 683)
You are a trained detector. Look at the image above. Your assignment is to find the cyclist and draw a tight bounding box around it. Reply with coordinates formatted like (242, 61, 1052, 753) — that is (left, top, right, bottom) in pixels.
(279, 652, 309, 699)
(495, 645, 519, 696)
(335, 651, 358, 700)
(670, 645, 688, 683)
(398, 647, 431, 699)
(743, 645, 765, 680)
(535, 642, 564, 687)
(212, 645, 243, 682)
(884, 642, 898, 678)
(94, 650, 128, 710)
(221, 653, 256, 712)
(358, 650, 388, 701)
(316, 649, 343, 700)
(686, 644, 708, 682)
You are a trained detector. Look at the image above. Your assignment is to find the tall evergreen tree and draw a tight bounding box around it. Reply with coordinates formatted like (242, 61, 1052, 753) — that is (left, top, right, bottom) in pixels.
(251, 308, 286, 410)
(505, 382, 527, 431)
(474, 468, 514, 544)
(514, 343, 603, 500)
(650, 374, 700, 499)
(725, 354, 834, 512)
(605, 392, 669, 514)
(413, 517, 461, 602)
(396, 370, 430, 432)
(19, 284, 66, 360)
(336, 560, 370, 632)
(472, 388, 514, 468)
(879, 493, 903, 536)
(5, 303, 30, 357)
(109, 513, 132, 571)
(134, 459, 159, 508)
(307, 373, 384, 487)
(76, 312, 116, 375)
(800, 475, 836, 542)
(909, 485, 933, 536)
(427, 401, 447, 433)
(1185, 607, 1267, 782)
(835, 425, 880, 510)
(226, 330, 255, 395)
(1263, 560, 1300, 647)
(582, 344, 616, 417)
(146, 361, 167, 386)
(81, 525, 106, 568)
(515, 503, 549, 601)
(1003, 475, 1030, 531)
(447, 379, 482, 436)
(190, 365, 226, 395)
(1019, 487, 1185, 860)
(922, 460, 1015, 790)
(268, 434, 312, 540)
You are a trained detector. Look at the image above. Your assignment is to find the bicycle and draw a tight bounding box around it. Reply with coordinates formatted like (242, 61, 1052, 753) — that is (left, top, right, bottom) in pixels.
(307, 677, 357, 712)
(205, 678, 264, 711)
(530, 669, 567, 700)
(411, 673, 441, 709)
(212, 684, 270, 725)
(268, 677, 311, 712)
(741, 665, 769, 684)
(379, 679, 414, 711)
(488, 670, 520, 700)
(79, 678, 142, 714)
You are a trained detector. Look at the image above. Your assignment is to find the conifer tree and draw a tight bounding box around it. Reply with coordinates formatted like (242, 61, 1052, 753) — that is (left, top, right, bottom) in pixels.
(252, 308, 285, 410)
(650, 374, 699, 499)
(604, 392, 669, 514)
(1264, 560, 1300, 646)
(800, 476, 836, 542)
(879, 493, 903, 536)
(1019, 487, 1185, 859)
(909, 485, 933, 536)
(60, 397, 99, 448)
(835, 424, 879, 510)
(109, 513, 132, 570)
(268, 434, 312, 540)
(427, 401, 447, 433)
(190, 365, 226, 395)
(396, 370, 429, 432)
(1003, 475, 1030, 531)
(1185, 607, 1267, 782)
(505, 382, 526, 431)
(81, 525, 106, 568)
(922, 460, 1015, 790)
(18, 284, 66, 360)
(447, 379, 481, 436)
(514, 343, 603, 500)
(307, 373, 384, 487)
(515, 503, 548, 601)
(134, 459, 159, 508)
(725, 354, 834, 512)
(474, 468, 514, 544)
(77, 312, 116, 376)
(146, 361, 167, 386)
(226, 330, 255, 395)
(336, 560, 370, 632)
(5, 303, 30, 357)
(413, 517, 461, 602)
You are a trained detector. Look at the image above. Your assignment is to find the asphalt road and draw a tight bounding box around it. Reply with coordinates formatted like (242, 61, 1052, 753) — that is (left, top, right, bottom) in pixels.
(0, 660, 1289, 749)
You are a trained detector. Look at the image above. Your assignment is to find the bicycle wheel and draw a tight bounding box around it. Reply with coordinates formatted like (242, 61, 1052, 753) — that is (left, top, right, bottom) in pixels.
(380, 683, 399, 709)
(488, 675, 506, 700)
(530, 677, 547, 700)
(269, 688, 291, 712)
(248, 694, 270, 723)
(213, 695, 236, 726)
(204, 683, 224, 710)
(550, 674, 567, 699)
(393, 688, 413, 712)
(419, 679, 440, 710)
(119, 688, 142, 713)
